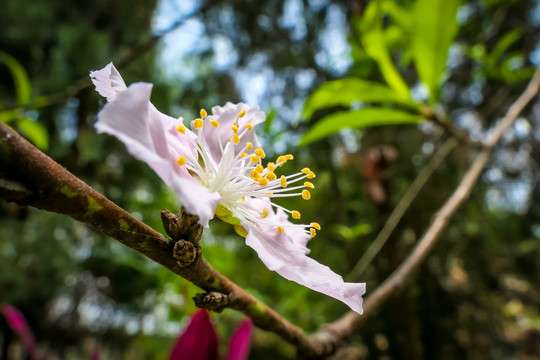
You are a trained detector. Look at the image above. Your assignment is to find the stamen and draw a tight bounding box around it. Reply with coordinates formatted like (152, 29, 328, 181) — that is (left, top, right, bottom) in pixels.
(278, 226, 284, 234)
(246, 142, 253, 150)
(210, 120, 219, 127)
(259, 178, 269, 186)
(302, 168, 311, 174)
(304, 182, 314, 189)
(310, 228, 317, 238)
(239, 109, 247, 118)
(194, 118, 204, 129)
(266, 172, 276, 181)
(200, 109, 208, 118)
(285, 154, 293, 160)
(280, 175, 287, 188)
(176, 156, 186, 166)
(311, 222, 321, 230)
(255, 148, 266, 159)
(267, 162, 276, 171)
(307, 171, 316, 179)
(292, 210, 301, 219)
(232, 125, 239, 133)
(250, 169, 261, 181)
(250, 155, 259, 163)
(176, 125, 186, 134)
(255, 164, 264, 173)
(240, 152, 248, 158)
(302, 190, 311, 200)
(233, 134, 240, 145)
(246, 123, 253, 130)
(261, 209, 269, 218)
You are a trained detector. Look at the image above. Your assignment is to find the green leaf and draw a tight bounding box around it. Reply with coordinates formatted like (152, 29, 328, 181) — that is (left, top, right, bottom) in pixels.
(265, 108, 276, 133)
(412, 0, 460, 101)
(0, 51, 32, 106)
(355, 0, 410, 99)
(303, 78, 415, 119)
(18, 118, 49, 150)
(300, 108, 422, 146)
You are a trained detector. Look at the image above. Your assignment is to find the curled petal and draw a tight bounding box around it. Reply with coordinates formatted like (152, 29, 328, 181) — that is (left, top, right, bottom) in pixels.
(0, 304, 40, 360)
(169, 309, 218, 360)
(94, 76, 220, 227)
(226, 318, 252, 360)
(243, 200, 366, 314)
(90, 63, 127, 102)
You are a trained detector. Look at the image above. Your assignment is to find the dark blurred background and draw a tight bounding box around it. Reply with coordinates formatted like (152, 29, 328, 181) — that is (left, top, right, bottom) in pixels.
(1, 0, 540, 359)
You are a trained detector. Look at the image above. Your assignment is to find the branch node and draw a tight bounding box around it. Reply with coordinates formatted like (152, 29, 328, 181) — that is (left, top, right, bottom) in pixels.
(172, 240, 200, 267)
(193, 291, 230, 313)
(161, 207, 202, 243)
(0, 175, 33, 201)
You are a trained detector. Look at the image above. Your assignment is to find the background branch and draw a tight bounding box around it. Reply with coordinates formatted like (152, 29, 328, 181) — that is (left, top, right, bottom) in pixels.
(308, 67, 540, 351)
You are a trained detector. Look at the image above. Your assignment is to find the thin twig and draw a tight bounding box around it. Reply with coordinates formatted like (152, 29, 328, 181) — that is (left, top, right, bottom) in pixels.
(309, 67, 540, 350)
(347, 138, 458, 280)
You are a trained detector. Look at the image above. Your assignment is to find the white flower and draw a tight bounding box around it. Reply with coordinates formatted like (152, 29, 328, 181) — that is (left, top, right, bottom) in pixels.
(90, 63, 366, 314)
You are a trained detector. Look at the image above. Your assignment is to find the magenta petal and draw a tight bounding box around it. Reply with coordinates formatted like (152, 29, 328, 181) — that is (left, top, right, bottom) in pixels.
(90, 63, 127, 101)
(226, 318, 252, 360)
(169, 310, 219, 360)
(1, 304, 40, 360)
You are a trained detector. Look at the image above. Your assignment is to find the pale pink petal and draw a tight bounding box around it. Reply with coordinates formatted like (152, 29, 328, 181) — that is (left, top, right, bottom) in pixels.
(95, 81, 220, 227)
(204, 103, 266, 163)
(90, 63, 127, 102)
(226, 318, 252, 360)
(242, 200, 366, 314)
(169, 309, 218, 360)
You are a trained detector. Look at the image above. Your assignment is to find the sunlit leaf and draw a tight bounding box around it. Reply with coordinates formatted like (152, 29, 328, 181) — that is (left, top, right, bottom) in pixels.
(0, 51, 32, 106)
(303, 79, 415, 119)
(412, 0, 460, 102)
(300, 108, 422, 146)
(354, 0, 410, 99)
(18, 117, 49, 150)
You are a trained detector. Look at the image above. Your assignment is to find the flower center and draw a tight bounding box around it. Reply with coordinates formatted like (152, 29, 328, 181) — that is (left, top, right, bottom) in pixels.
(175, 109, 320, 238)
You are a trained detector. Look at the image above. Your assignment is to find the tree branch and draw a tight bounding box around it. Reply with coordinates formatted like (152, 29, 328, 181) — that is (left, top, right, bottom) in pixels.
(308, 67, 540, 351)
(0, 121, 330, 356)
(347, 138, 458, 280)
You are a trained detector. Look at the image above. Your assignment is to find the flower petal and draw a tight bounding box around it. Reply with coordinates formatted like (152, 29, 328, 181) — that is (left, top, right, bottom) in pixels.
(90, 63, 127, 102)
(242, 200, 366, 314)
(0, 304, 40, 360)
(169, 309, 219, 360)
(226, 318, 252, 360)
(204, 103, 266, 163)
(94, 77, 220, 227)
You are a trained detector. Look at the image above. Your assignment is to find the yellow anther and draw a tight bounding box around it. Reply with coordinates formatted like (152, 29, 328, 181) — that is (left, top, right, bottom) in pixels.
(285, 154, 293, 160)
(310, 228, 317, 238)
(307, 171, 316, 179)
(259, 177, 269, 186)
(250, 169, 261, 181)
(302, 167, 311, 174)
(239, 109, 247, 118)
(193, 118, 204, 129)
(250, 155, 259, 163)
(232, 125, 239, 133)
(246, 123, 253, 130)
(200, 109, 208, 118)
(280, 175, 287, 188)
(260, 208, 269, 218)
(240, 152, 248, 158)
(255, 148, 266, 159)
(176, 125, 186, 134)
(255, 164, 264, 173)
(310, 222, 321, 230)
(304, 181, 314, 189)
(265, 192, 273, 196)
(233, 134, 240, 145)
(210, 119, 219, 128)
(278, 226, 284, 234)
(246, 142, 253, 150)
(266, 171, 276, 181)
(292, 210, 301, 219)
(302, 189, 311, 200)
(176, 156, 186, 166)
(277, 155, 285, 164)
(267, 162, 276, 171)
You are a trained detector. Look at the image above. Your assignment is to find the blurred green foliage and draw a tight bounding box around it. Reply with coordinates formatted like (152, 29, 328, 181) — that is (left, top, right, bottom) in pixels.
(1, 0, 540, 359)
